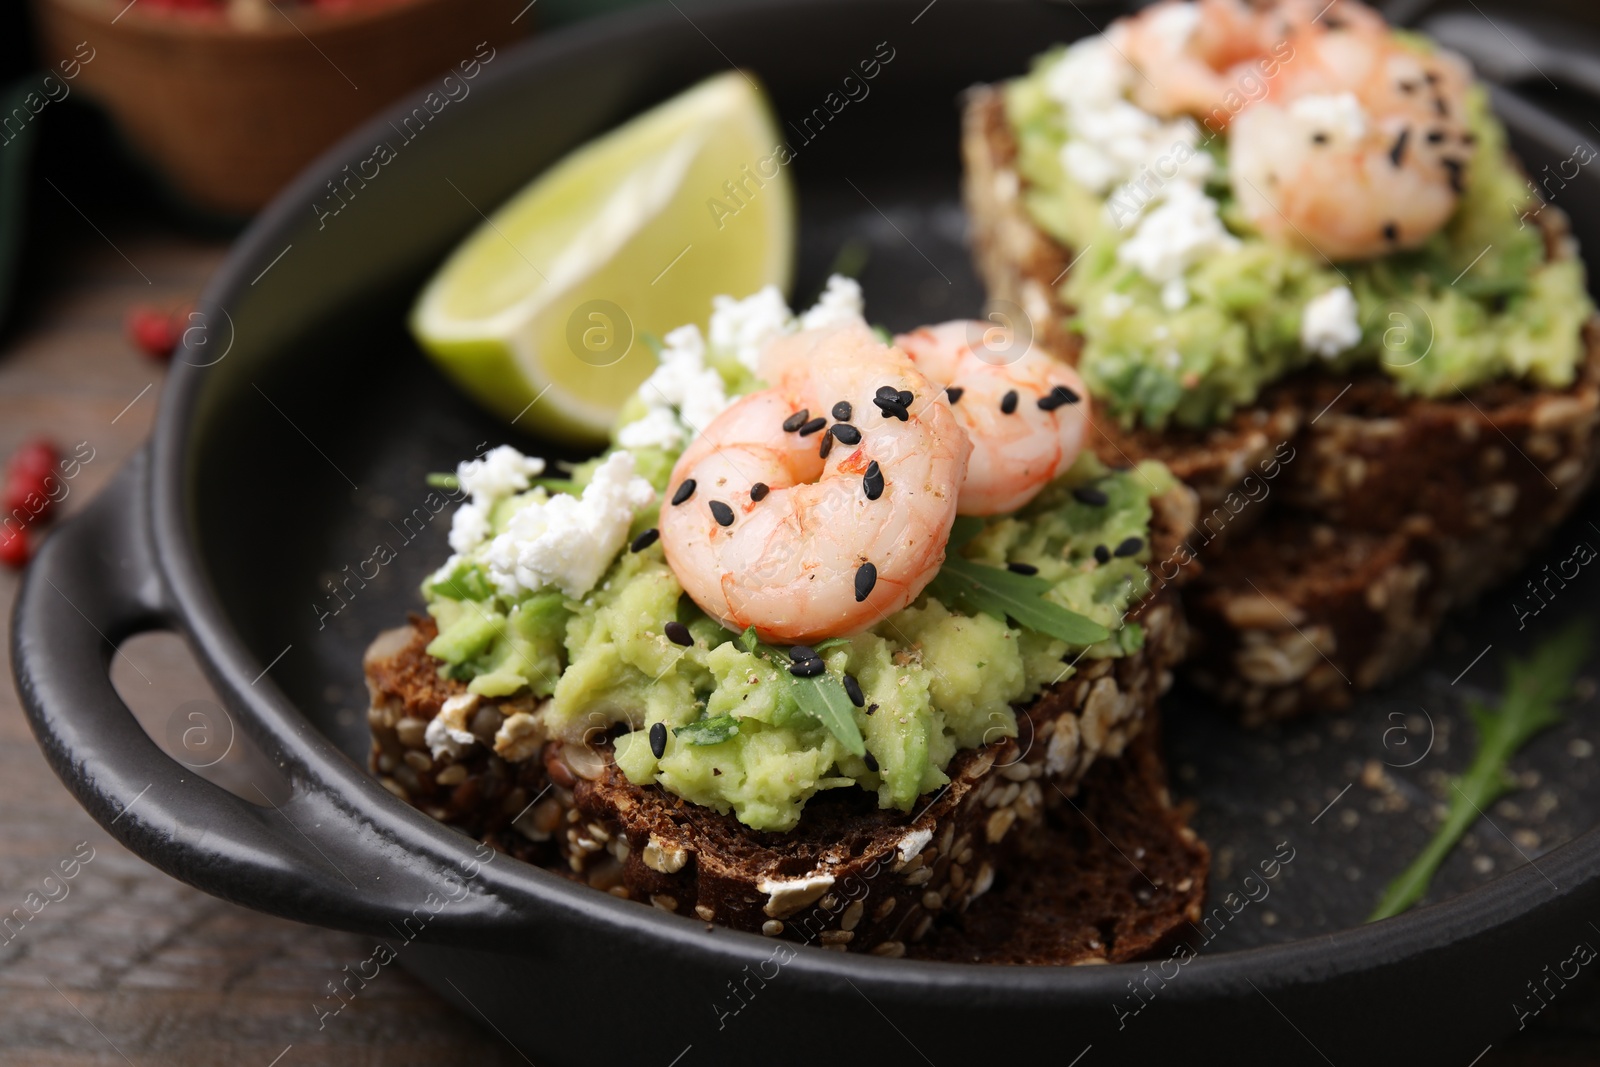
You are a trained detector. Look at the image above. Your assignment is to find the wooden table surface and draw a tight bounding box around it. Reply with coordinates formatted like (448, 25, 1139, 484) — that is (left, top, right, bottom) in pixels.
(3, 219, 1600, 1067)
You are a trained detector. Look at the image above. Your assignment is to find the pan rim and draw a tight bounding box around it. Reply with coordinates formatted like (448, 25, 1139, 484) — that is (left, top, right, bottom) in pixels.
(143, 0, 1600, 999)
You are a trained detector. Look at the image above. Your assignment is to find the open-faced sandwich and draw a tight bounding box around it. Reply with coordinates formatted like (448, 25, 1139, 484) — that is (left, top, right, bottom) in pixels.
(962, 0, 1600, 720)
(365, 279, 1209, 959)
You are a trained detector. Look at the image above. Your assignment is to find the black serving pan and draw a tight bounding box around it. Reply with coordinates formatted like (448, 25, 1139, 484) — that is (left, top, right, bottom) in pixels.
(13, 1, 1600, 1063)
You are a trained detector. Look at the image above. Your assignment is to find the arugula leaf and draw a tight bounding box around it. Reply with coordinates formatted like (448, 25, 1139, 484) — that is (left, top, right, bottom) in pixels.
(737, 627, 866, 756)
(786, 672, 867, 757)
(1368, 622, 1589, 922)
(928, 556, 1110, 647)
(674, 715, 740, 746)
(947, 514, 985, 551)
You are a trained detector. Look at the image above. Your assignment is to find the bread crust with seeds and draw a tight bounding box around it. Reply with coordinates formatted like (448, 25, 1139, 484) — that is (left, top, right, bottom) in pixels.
(963, 84, 1600, 718)
(364, 490, 1205, 956)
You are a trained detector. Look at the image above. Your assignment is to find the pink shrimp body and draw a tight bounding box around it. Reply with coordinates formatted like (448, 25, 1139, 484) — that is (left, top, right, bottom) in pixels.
(895, 321, 1091, 516)
(658, 321, 971, 644)
(1115, 0, 1479, 261)
(1119, 0, 1389, 126)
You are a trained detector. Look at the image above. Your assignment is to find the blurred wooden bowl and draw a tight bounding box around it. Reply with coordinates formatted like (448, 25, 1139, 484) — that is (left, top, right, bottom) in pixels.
(32, 0, 529, 215)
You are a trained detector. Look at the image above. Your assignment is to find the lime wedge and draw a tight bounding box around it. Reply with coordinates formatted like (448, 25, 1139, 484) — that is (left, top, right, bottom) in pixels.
(412, 72, 795, 444)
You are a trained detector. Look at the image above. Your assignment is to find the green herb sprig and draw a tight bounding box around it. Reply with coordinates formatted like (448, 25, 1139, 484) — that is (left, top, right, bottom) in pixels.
(1368, 622, 1590, 922)
(674, 714, 740, 746)
(738, 627, 866, 757)
(926, 516, 1111, 648)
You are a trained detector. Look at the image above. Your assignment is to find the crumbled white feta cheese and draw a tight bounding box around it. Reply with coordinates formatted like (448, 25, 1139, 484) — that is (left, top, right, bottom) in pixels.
(797, 274, 865, 332)
(1043, 22, 1239, 293)
(1062, 141, 1124, 197)
(426, 692, 480, 759)
(1300, 286, 1363, 358)
(617, 274, 863, 454)
(457, 445, 545, 508)
(621, 323, 732, 448)
(1100, 292, 1134, 319)
(448, 503, 491, 554)
(484, 451, 656, 599)
(615, 406, 687, 451)
(1042, 34, 1132, 112)
(709, 285, 794, 373)
(1288, 92, 1368, 144)
(1117, 182, 1239, 284)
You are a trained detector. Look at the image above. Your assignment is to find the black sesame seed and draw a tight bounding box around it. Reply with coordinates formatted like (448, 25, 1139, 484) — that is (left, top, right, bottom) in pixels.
(665, 620, 693, 647)
(1434, 97, 1448, 118)
(1000, 390, 1019, 414)
(1426, 129, 1445, 144)
(782, 409, 810, 433)
(1072, 486, 1108, 507)
(648, 721, 667, 759)
(789, 644, 820, 663)
(1093, 544, 1112, 565)
(832, 400, 853, 422)
(1324, 14, 1343, 28)
(946, 385, 965, 405)
(1441, 156, 1465, 194)
(876, 385, 901, 400)
(862, 460, 884, 501)
(1462, 132, 1476, 145)
(819, 433, 834, 460)
(897, 389, 914, 408)
(1388, 128, 1409, 168)
(789, 658, 825, 678)
(1037, 384, 1081, 411)
(1382, 222, 1399, 242)
(867, 703, 879, 715)
(1398, 79, 1417, 94)
(854, 562, 877, 602)
(863, 753, 879, 772)
(709, 500, 734, 527)
(1114, 536, 1145, 558)
(1312, 132, 1329, 146)
(1424, 70, 1440, 85)
(1007, 561, 1039, 576)
(798, 416, 828, 437)
(630, 527, 660, 552)
(843, 673, 865, 707)
(750, 482, 770, 502)
(830, 423, 862, 445)
(671, 479, 696, 506)
(873, 396, 909, 420)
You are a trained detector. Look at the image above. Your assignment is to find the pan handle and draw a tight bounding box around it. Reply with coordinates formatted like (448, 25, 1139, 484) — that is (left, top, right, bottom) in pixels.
(11, 450, 517, 938)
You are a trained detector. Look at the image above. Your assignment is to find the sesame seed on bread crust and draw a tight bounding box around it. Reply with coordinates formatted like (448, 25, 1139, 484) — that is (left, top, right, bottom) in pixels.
(963, 84, 1600, 719)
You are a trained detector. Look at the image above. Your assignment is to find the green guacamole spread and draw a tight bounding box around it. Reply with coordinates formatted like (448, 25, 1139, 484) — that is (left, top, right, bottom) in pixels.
(1007, 52, 1594, 430)
(422, 299, 1168, 830)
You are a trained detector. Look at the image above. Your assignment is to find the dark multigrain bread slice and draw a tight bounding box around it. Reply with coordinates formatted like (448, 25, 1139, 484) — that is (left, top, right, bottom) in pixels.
(364, 488, 1204, 956)
(964, 83, 1600, 717)
(549, 587, 1187, 956)
(365, 619, 560, 864)
(911, 719, 1207, 965)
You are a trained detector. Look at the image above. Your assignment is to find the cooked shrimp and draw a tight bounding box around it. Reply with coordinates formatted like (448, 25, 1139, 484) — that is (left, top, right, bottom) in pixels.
(1116, 0, 1478, 260)
(1119, 0, 1387, 125)
(894, 321, 1091, 516)
(1229, 66, 1475, 260)
(658, 321, 971, 643)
